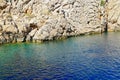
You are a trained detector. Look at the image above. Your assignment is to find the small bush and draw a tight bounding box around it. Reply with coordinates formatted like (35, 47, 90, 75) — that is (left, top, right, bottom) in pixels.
(100, 0, 105, 6)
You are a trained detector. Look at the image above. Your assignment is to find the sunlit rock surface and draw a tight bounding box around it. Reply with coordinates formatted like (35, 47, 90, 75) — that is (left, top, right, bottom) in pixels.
(107, 0, 120, 31)
(0, 0, 119, 44)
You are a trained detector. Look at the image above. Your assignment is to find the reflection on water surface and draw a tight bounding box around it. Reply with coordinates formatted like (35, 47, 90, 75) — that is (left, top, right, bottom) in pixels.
(0, 32, 120, 80)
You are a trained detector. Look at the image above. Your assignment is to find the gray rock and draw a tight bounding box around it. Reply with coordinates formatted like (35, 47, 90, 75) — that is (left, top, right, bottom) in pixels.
(0, 0, 119, 44)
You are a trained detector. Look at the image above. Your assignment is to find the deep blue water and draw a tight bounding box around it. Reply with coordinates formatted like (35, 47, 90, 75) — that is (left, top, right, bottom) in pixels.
(0, 32, 120, 80)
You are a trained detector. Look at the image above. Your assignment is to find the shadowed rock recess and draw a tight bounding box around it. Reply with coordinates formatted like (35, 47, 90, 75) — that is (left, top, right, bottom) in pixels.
(0, 0, 119, 44)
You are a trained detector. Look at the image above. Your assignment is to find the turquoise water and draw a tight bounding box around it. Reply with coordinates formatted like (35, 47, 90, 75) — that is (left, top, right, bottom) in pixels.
(0, 32, 120, 80)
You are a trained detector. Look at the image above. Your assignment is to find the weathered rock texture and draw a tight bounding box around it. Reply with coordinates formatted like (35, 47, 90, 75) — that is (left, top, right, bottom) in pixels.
(0, 0, 119, 44)
(107, 0, 120, 31)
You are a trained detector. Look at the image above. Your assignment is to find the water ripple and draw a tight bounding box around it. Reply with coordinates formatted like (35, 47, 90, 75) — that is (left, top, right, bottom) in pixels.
(0, 32, 120, 80)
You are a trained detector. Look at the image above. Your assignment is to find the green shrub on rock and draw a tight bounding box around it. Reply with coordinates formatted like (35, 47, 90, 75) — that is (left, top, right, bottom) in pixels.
(101, 0, 105, 6)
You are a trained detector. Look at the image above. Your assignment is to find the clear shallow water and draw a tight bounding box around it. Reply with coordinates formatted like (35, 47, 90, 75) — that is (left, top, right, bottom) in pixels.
(0, 32, 120, 80)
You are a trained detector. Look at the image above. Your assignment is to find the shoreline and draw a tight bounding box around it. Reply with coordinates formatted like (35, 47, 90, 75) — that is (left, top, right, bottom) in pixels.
(0, 31, 119, 45)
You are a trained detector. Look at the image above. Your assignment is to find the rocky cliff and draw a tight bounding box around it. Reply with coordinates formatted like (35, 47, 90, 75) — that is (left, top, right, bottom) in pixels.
(107, 0, 120, 31)
(0, 0, 119, 44)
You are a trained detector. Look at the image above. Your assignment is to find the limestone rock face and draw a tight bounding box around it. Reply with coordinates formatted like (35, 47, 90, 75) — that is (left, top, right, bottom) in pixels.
(0, 0, 102, 44)
(108, 0, 120, 31)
